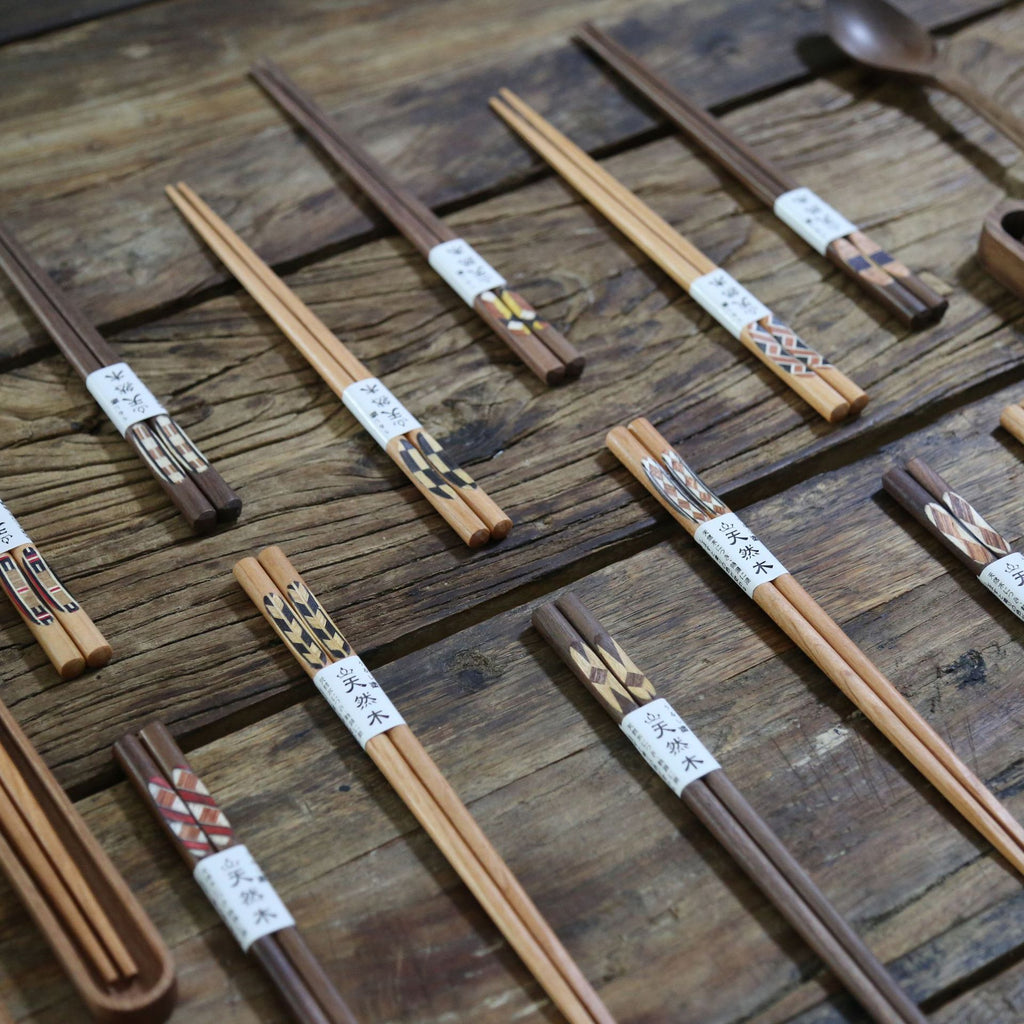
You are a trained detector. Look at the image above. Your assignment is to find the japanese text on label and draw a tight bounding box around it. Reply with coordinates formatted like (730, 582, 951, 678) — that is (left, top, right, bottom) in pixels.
(193, 845, 295, 951)
(0, 500, 30, 554)
(85, 362, 166, 436)
(341, 378, 422, 450)
(689, 269, 771, 339)
(427, 238, 506, 306)
(979, 553, 1024, 623)
(313, 655, 405, 748)
(773, 187, 857, 255)
(693, 513, 787, 597)
(620, 698, 719, 797)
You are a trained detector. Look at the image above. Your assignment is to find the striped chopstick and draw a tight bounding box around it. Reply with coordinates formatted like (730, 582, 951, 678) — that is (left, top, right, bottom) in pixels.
(115, 722, 359, 1024)
(534, 593, 927, 1024)
(234, 546, 615, 1024)
(167, 182, 510, 547)
(0, 497, 109, 678)
(0, 222, 240, 532)
(883, 456, 1024, 620)
(575, 22, 948, 328)
(607, 416, 1024, 877)
(248, 57, 584, 386)
(490, 89, 867, 423)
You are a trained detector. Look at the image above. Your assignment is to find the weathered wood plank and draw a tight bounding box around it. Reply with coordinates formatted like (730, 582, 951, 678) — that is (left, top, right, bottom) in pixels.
(3, 378, 1024, 1020)
(5, 10, 1024, 789)
(0, 0, 163, 46)
(0, 0, 1008, 364)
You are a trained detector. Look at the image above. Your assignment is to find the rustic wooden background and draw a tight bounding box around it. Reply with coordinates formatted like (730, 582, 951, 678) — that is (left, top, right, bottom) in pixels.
(2, 0, 1024, 1020)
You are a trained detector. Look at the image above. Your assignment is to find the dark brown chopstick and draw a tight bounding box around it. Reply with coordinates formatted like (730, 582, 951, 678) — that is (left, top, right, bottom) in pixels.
(115, 724, 359, 1024)
(534, 595, 926, 1024)
(0, 221, 240, 530)
(575, 22, 947, 328)
(883, 457, 1024, 625)
(249, 58, 584, 384)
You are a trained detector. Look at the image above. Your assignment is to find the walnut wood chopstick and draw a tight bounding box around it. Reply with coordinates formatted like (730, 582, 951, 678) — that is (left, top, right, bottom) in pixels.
(0, 222, 240, 530)
(534, 597, 926, 1024)
(607, 416, 1024, 877)
(166, 182, 509, 546)
(575, 22, 947, 328)
(234, 548, 616, 1024)
(883, 457, 1024, 632)
(0, 698, 174, 1020)
(248, 58, 583, 385)
(490, 88, 868, 422)
(0, 498, 110, 677)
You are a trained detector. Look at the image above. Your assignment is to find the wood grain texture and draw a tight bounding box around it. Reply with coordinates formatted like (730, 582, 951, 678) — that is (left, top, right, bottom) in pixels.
(0, 0, 1006, 365)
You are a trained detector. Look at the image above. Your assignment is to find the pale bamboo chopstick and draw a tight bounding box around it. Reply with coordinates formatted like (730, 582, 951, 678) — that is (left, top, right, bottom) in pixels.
(167, 182, 510, 546)
(234, 548, 615, 1024)
(490, 89, 868, 422)
(607, 417, 1024, 877)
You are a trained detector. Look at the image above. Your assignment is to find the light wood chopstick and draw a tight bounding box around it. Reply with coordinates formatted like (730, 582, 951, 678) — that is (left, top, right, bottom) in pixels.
(166, 183, 508, 546)
(490, 90, 866, 420)
(234, 550, 615, 1024)
(607, 418, 1024, 877)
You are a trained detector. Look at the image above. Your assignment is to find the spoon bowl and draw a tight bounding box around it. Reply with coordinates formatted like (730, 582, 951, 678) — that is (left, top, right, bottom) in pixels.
(826, 0, 938, 79)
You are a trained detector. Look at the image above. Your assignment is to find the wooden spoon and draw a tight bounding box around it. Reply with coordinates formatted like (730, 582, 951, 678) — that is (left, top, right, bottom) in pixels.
(825, 0, 1024, 149)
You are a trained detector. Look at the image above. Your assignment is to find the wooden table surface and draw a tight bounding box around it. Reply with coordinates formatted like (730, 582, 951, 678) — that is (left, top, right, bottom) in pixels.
(2, 0, 1024, 1020)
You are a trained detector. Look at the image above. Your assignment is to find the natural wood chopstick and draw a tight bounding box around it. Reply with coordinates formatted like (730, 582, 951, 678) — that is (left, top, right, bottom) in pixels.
(490, 89, 867, 421)
(249, 58, 582, 384)
(0, 222, 237, 530)
(167, 182, 509, 546)
(607, 417, 1024, 877)
(234, 549, 615, 1024)
(575, 22, 947, 328)
(533, 598, 925, 1024)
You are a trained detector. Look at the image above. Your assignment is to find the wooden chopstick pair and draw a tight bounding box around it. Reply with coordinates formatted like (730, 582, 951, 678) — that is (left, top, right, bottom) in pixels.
(534, 593, 926, 1024)
(490, 89, 868, 423)
(575, 23, 948, 329)
(0, 695, 174, 1020)
(248, 57, 584, 385)
(0, 496, 109, 678)
(166, 182, 510, 548)
(234, 545, 616, 1024)
(115, 721, 358, 1024)
(608, 417, 1024, 878)
(0, 222, 240, 533)
(883, 456, 1024, 621)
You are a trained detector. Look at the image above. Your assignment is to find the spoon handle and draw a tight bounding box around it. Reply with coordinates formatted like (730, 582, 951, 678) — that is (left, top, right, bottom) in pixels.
(935, 70, 1024, 151)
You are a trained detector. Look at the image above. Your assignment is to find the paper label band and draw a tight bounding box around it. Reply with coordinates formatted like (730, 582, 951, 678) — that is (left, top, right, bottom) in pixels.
(427, 238, 506, 306)
(773, 187, 857, 256)
(689, 269, 771, 340)
(313, 655, 405, 748)
(85, 362, 166, 436)
(620, 698, 719, 797)
(979, 553, 1024, 622)
(694, 513, 787, 598)
(193, 845, 295, 951)
(341, 378, 421, 450)
(0, 501, 31, 554)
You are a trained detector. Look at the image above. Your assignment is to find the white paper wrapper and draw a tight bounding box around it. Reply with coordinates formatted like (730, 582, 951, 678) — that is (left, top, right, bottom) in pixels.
(193, 845, 295, 951)
(314, 655, 405, 748)
(342, 378, 421, 449)
(85, 362, 166, 436)
(773, 187, 857, 255)
(0, 500, 31, 554)
(694, 513, 787, 597)
(689, 269, 771, 339)
(979, 553, 1024, 622)
(620, 698, 719, 796)
(427, 238, 506, 306)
